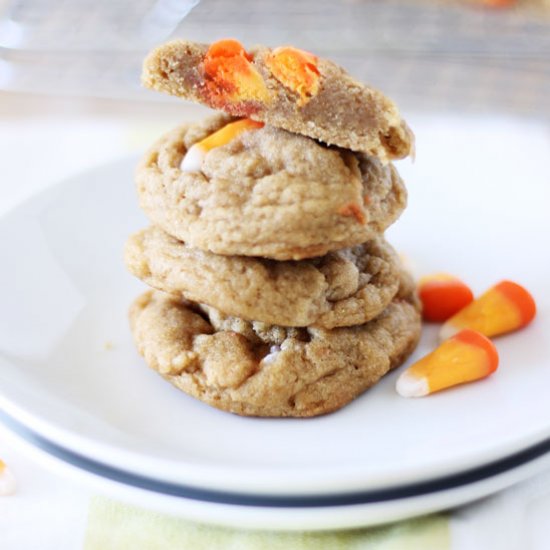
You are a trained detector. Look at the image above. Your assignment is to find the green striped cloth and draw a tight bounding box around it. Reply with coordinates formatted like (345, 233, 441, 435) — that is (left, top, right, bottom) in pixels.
(84, 497, 450, 550)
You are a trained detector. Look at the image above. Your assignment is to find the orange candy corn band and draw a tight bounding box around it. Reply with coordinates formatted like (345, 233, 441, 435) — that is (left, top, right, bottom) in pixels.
(265, 46, 320, 105)
(452, 329, 499, 372)
(440, 280, 536, 340)
(494, 281, 536, 325)
(418, 273, 474, 323)
(201, 39, 321, 111)
(196, 119, 264, 152)
(203, 39, 270, 109)
(396, 329, 499, 397)
(180, 118, 264, 173)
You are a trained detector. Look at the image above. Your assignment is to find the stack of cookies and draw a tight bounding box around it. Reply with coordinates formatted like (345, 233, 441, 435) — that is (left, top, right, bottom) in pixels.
(125, 39, 422, 417)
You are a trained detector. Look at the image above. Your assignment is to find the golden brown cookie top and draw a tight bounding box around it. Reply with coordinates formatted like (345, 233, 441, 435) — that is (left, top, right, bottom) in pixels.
(129, 289, 421, 417)
(136, 115, 407, 260)
(142, 39, 413, 162)
(125, 227, 411, 329)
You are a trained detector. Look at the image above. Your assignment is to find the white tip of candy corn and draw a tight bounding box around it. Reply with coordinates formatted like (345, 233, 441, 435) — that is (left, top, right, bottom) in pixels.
(439, 322, 460, 342)
(0, 464, 17, 496)
(180, 144, 205, 173)
(396, 371, 429, 398)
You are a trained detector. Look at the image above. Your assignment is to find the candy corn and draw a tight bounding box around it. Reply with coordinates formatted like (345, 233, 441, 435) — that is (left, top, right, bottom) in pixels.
(181, 118, 264, 172)
(0, 459, 17, 496)
(418, 273, 474, 323)
(203, 39, 271, 108)
(396, 329, 499, 397)
(265, 46, 320, 105)
(440, 280, 536, 341)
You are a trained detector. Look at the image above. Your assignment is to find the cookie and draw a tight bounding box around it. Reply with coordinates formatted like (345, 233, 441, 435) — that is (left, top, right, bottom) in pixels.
(136, 115, 407, 260)
(142, 39, 413, 162)
(125, 226, 410, 329)
(128, 288, 421, 417)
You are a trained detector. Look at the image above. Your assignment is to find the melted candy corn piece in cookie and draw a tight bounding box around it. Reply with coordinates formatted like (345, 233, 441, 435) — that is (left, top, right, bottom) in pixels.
(202, 39, 270, 109)
(0, 459, 17, 496)
(440, 280, 536, 341)
(142, 39, 414, 161)
(418, 273, 474, 323)
(265, 46, 320, 106)
(181, 118, 264, 172)
(396, 329, 499, 397)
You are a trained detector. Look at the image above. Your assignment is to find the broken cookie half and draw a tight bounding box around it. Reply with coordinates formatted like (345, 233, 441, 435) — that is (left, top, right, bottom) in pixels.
(142, 39, 414, 163)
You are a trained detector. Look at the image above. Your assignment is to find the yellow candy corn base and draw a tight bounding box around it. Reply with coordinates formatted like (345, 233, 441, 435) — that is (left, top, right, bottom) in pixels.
(397, 329, 499, 398)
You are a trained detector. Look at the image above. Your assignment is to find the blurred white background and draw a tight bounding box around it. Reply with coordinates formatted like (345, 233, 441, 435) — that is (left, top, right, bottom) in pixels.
(1, 0, 548, 213)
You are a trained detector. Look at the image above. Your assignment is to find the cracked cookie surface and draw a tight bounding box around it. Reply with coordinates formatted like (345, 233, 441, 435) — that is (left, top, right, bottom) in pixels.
(129, 286, 421, 417)
(136, 115, 407, 260)
(126, 226, 411, 328)
(142, 39, 413, 162)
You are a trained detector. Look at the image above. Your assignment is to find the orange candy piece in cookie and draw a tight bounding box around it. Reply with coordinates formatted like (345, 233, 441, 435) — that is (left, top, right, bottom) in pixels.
(396, 329, 499, 397)
(266, 46, 320, 106)
(337, 203, 366, 225)
(440, 280, 536, 341)
(197, 118, 264, 151)
(181, 118, 264, 172)
(203, 39, 270, 108)
(418, 273, 474, 323)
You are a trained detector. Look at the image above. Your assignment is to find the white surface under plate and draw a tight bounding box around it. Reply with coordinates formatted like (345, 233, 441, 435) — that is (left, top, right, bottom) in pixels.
(0, 115, 549, 501)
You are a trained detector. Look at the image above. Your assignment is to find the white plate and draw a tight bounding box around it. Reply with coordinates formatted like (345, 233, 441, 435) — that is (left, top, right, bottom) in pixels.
(4, 409, 550, 531)
(0, 115, 549, 501)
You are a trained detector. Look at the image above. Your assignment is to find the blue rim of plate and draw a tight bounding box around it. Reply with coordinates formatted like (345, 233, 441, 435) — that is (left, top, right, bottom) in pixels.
(2, 409, 550, 508)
